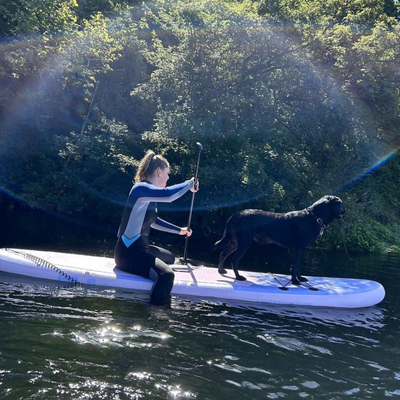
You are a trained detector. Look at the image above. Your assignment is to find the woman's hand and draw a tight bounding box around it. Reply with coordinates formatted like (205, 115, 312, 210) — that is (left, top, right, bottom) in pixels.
(179, 228, 193, 237)
(190, 178, 200, 193)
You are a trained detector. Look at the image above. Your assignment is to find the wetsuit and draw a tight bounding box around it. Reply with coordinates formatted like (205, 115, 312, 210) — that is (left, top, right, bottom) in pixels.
(114, 179, 194, 305)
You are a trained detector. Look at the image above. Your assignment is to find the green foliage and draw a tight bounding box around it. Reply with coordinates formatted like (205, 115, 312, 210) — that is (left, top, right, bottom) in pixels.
(1, 0, 400, 252)
(0, 0, 78, 37)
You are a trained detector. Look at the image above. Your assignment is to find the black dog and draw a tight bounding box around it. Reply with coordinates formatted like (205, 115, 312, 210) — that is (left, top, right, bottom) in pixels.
(214, 195, 345, 285)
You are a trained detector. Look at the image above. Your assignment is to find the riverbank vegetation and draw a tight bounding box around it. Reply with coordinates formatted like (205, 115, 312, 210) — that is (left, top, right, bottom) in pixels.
(1, 0, 400, 253)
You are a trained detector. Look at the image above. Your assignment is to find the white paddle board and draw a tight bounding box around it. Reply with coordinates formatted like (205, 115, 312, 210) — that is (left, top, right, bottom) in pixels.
(0, 248, 385, 308)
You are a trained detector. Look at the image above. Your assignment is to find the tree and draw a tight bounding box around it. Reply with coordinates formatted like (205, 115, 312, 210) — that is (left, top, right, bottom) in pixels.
(0, 0, 78, 37)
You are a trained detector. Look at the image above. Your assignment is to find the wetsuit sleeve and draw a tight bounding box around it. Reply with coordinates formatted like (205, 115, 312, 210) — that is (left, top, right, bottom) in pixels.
(131, 180, 194, 203)
(151, 217, 181, 234)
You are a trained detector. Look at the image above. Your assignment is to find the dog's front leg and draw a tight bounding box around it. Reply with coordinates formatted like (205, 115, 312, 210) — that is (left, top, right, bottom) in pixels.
(291, 249, 307, 285)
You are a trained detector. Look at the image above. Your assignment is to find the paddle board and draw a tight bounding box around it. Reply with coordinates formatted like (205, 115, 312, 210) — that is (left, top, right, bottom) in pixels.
(0, 248, 385, 308)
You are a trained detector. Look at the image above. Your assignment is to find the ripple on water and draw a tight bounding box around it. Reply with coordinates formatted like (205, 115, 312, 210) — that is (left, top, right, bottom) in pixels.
(257, 333, 333, 355)
(67, 323, 172, 349)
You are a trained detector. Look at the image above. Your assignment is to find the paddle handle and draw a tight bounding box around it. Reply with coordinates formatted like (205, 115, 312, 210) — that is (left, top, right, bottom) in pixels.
(183, 142, 203, 262)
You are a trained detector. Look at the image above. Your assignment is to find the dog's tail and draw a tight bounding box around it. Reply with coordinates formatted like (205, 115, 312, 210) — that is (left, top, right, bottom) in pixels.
(213, 228, 232, 251)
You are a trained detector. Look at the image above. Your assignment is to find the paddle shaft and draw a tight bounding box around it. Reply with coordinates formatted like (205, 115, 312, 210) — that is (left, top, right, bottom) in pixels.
(183, 142, 203, 262)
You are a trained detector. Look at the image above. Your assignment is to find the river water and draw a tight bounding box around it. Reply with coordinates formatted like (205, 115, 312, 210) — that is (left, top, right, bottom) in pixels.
(1, 210, 400, 399)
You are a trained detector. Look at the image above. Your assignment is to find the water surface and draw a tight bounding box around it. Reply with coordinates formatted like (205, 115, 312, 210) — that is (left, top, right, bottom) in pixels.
(1, 211, 400, 399)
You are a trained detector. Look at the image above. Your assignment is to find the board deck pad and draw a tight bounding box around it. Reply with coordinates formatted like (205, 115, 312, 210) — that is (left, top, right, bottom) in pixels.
(0, 248, 385, 308)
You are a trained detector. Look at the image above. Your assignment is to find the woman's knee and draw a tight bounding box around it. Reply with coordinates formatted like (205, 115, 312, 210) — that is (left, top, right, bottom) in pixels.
(149, 263, 174, 281)
(161, 268, 175, 285)
(148, 246, 175, 265)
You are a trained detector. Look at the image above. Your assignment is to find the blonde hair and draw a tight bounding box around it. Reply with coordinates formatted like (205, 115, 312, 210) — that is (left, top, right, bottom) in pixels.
(134, 150, 170, 183)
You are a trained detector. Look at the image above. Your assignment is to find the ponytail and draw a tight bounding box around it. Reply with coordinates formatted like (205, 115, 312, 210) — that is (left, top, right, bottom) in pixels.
(134, 150, 169, 183)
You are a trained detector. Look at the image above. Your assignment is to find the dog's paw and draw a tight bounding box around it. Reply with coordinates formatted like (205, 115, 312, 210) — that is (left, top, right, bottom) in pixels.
(291, 278, 301, 285)
(298, 276, 308, 283)
(236, 275, 247, 281)
(218, 268, 227, 274)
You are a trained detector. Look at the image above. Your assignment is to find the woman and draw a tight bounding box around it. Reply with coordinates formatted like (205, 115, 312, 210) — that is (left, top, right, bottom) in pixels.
(114, 150, 199, 305)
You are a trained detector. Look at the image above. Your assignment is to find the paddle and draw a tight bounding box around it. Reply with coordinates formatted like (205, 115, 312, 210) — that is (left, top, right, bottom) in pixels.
(183, 142, 203, 262)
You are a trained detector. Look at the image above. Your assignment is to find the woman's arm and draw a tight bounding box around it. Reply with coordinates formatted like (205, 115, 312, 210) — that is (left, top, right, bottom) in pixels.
(131, 179, 195, 203)
(151, 217, 181, 234)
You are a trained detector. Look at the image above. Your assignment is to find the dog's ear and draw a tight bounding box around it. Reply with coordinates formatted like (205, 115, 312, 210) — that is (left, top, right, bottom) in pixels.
(320, 195, 334, 204)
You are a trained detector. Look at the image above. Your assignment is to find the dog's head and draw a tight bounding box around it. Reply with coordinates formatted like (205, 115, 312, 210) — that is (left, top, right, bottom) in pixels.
(311, 195, 345, 224)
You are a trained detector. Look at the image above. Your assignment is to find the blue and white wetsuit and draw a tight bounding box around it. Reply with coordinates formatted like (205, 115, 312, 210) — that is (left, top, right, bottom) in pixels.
(114, 179, 194, 305)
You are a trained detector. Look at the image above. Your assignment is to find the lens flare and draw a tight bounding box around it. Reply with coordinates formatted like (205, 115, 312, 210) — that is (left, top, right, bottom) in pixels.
(336, 148, 398, 194)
